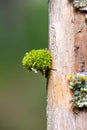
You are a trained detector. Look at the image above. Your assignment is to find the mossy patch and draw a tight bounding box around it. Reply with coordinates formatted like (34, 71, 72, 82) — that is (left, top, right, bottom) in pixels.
(22, 49, 52, 77)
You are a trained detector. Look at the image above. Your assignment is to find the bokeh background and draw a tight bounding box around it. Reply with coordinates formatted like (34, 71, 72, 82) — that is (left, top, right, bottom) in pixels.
(0, 0, 47, 130)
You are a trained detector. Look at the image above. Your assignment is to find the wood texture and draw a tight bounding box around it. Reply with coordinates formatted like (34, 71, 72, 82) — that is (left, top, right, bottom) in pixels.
(47, 0, 87, 130)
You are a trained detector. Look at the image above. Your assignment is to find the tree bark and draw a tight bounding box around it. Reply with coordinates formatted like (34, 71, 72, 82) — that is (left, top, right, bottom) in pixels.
(47, 0, 87, 130)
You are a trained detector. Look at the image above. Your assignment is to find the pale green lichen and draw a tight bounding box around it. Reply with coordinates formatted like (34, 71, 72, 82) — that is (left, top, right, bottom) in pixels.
(22, 49, 52, 76)
(68, 74, 87, 111)
(73, 0, 87, 8)
(71, 0, 87, 19)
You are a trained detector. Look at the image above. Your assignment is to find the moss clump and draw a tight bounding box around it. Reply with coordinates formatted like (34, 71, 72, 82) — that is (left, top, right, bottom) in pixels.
(68, 74, 87, 111)
(22, 49, 52, 76)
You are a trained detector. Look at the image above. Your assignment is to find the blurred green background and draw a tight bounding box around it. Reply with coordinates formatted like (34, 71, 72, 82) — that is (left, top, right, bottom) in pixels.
(0, 0, 48, 130)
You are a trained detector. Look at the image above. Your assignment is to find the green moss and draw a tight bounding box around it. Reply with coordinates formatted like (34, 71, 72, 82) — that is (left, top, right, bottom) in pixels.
(68, 74, 87, 112)
(22, 49, 52, 76)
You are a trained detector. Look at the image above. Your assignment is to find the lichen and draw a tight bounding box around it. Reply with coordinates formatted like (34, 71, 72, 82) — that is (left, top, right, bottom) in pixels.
(22, 49, 52, 77)
(73, 0, 87, 8)
(68, 73, 87, 112)
(70, 0, 87, 19)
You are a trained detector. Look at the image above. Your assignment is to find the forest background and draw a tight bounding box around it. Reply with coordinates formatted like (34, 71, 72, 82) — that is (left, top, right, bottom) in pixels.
(0, 0, 47, 130)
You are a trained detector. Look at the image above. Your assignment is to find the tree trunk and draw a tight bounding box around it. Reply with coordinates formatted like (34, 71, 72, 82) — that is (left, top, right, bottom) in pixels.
(47, 0, 87, 130)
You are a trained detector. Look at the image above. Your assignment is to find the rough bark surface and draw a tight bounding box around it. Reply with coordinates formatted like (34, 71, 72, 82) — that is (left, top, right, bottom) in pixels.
(47, 0, 87, 130)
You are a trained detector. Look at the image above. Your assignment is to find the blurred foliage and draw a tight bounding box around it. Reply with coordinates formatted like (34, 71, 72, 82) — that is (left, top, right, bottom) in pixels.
(0, 0, 47, 130)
